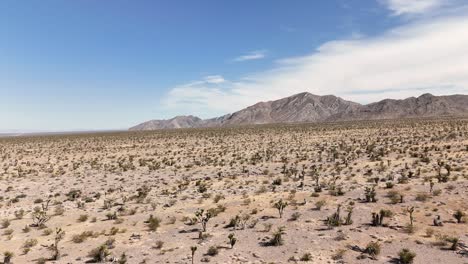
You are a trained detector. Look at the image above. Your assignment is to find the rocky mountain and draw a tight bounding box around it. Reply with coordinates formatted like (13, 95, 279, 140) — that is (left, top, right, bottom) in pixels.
(129, 115, 202, 130)
(129, 93, 468, 130)
(331, 93, 468, 121)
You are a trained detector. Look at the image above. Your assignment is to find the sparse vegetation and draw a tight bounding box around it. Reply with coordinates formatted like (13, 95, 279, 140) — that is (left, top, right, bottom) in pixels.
(0, 119, 466, 263)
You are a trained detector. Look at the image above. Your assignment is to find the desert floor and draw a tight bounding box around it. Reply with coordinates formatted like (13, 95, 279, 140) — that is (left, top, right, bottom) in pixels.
(0, 118, 467, 264)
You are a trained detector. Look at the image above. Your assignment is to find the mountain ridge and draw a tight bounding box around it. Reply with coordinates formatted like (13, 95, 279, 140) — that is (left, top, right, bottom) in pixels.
(129, 92, 468, 130)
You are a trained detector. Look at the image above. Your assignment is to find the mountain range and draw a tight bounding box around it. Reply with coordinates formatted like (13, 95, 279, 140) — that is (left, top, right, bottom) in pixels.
(129, 93, 468, 130)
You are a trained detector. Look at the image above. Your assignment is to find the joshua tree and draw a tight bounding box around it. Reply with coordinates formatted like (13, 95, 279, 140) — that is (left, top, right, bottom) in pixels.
(32, 199, 51, 228)
(364, 186, 378, 202)
(190, 246, 197, 264)
(3, 251, 13, 264)
(228, 233, 237, 249)
(371, 209, 392, 227)
(344, 206, 354, 225)
(327, 204, 342, 228)
(195, 209, 212, 232)
(45, 227, 65, 260)
(273, 199, 288, 218)
(407, 206, 415, 227)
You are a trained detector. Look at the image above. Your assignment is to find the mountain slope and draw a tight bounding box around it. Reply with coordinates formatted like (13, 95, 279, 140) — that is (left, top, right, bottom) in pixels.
(331, 93, 468, 121)
(207, 92, 361, 126)
(129, 115, 202, 130)
(130, 93, 468, 130)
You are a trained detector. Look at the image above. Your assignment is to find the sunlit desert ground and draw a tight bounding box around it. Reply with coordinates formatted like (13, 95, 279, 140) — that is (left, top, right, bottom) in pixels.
(0, 119, 467, 263)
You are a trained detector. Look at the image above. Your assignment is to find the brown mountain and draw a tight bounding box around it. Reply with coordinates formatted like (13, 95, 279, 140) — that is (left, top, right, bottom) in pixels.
(129, 93, 468, 130)
(129, 115, 202, 130)
(331, 93, 468, 121)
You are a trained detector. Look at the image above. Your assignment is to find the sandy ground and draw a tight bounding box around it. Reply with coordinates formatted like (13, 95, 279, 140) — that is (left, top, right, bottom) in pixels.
(0, 119, 467, 264)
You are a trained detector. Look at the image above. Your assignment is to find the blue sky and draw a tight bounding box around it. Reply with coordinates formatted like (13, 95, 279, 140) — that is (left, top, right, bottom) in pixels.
(2, 0, 468, 131)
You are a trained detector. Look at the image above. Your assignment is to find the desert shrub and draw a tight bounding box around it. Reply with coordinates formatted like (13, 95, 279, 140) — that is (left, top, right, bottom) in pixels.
(315, 200, 326, 210)
(23, 238, 38, 249)
(398, 248, 416, 264)
(453, 210, 465, 223)
(289, 212, 301, 221)
(268, 226, 286, 246)
(14, 209, 25, 219)
(365, 241, 381, 258)
(213, 194, 225, 203)
(154, 240, 164, 249)
(3, 229, 13, 236)
(206, 246, 219, 256)
(415, 193, 429, 202)
(1, 219, 10, 228)
(147, 215, 161, 231)
(77, 214, 89, 222)
(72, 231, 95, 243)
(300, 253, 312, 261)
(88, 244, 110, 262)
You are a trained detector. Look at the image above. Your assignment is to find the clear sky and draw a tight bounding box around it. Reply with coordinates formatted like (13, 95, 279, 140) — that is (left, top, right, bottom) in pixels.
(2, 0, 468, 132)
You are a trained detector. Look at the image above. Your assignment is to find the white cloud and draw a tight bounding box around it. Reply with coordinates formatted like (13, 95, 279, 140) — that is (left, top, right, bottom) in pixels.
(162, 10, 468, 118)
(382, 0, 444, 15)
(233, 50, 267, 62)
(203, 75, 225, 84)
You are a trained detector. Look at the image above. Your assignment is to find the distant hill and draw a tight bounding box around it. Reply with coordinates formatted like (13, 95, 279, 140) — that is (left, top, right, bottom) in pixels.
(129, 93, 468, 130)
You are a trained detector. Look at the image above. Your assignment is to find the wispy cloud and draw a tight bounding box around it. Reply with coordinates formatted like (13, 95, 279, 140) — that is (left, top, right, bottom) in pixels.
(383, 0, 443, 15)
(161, 6, 468, 118)
(203, 75, 225, 84)
(233, 50, 267, 62)
(381, 0, 446, 15)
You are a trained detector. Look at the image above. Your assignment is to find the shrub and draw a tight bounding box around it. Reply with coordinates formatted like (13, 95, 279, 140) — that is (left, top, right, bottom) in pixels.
(77, 214, 89, 222)
(289, 212, 301, 221)
(365, 241, 381, 258)
(1, 219, 10, 229)
(415, 193, 429, 202)
(206, 246, 219, 256)
(300, 253, 312, 261)
(398, 248, 416, 264)
(88, 244, 110, 262)
(315, 200, 326, 210)
(453, 210, 465, 223)
(147, 215, 161, 231)
(269, 226, 286, 246)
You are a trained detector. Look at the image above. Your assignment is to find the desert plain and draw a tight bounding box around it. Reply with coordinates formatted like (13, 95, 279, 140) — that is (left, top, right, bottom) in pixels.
(0, 118, 467, 264)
